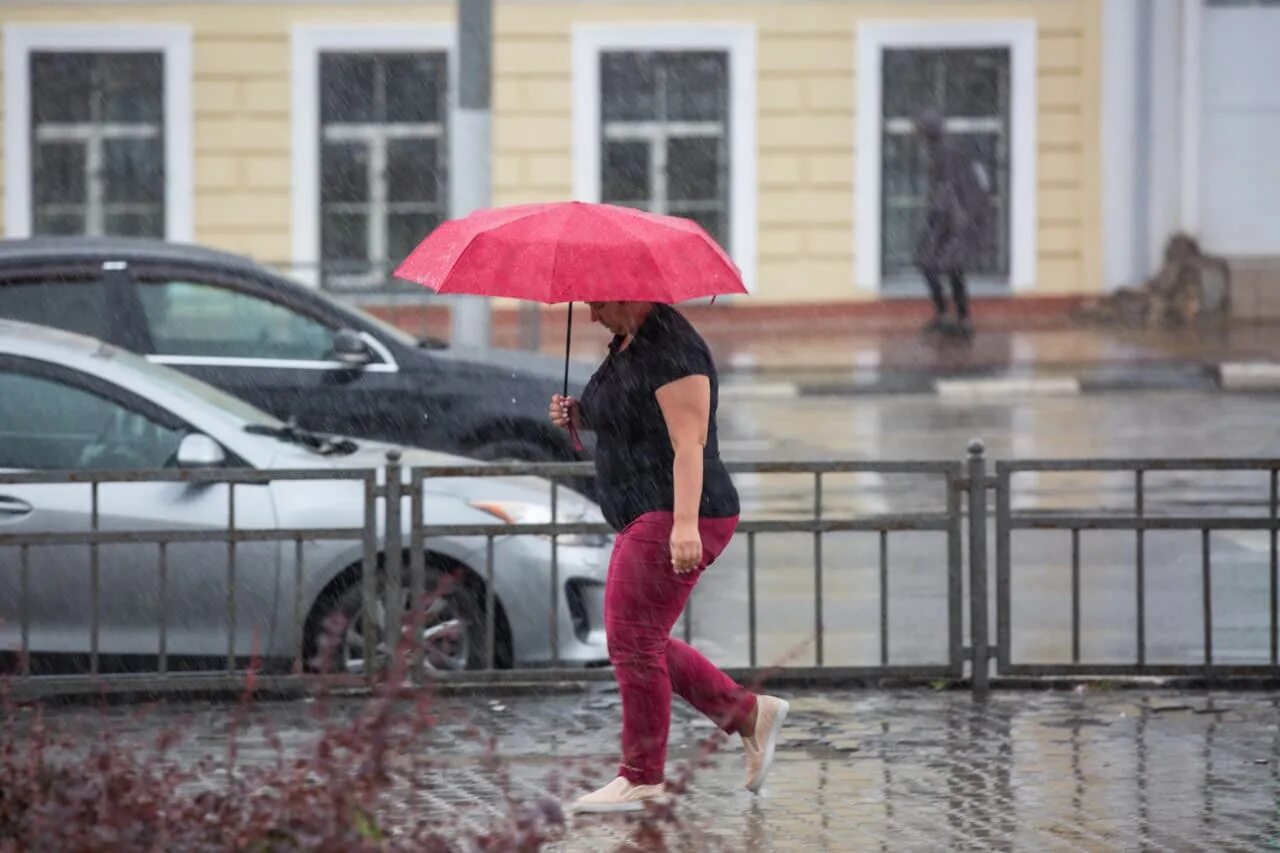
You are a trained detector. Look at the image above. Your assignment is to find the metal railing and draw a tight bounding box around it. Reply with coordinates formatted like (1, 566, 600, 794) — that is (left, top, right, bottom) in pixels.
(0, 452, 969, 699)
(5, 443, 1280, 702)
(410, 456, 968, 685)
(994, 457, 1280, 679)
(0, 466, 379, 698)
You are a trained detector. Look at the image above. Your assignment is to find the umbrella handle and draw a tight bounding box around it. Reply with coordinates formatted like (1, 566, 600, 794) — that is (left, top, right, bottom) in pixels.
(563, 301, 573, 397)
(563, 302, 584, 451)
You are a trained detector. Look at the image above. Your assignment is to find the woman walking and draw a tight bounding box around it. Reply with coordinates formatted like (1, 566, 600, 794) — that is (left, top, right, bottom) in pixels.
(550, 300, 788, 814)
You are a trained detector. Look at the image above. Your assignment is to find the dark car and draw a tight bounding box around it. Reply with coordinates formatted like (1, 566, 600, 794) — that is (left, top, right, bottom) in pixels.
(0, 237, 593, 468)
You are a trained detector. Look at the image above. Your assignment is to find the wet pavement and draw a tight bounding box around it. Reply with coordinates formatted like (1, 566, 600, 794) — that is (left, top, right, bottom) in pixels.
(30, 686, 1280, 851)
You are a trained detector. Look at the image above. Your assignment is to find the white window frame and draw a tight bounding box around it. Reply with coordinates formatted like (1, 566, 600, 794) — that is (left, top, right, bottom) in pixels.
(572, 23, 758, 293)
(3, 24, 193, 242)
(856, 20, 1037, 293)
(291, 24, 457, 290)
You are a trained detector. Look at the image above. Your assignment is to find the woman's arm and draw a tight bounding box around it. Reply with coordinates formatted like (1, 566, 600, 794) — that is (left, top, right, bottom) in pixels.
(656, 375, 711, 573)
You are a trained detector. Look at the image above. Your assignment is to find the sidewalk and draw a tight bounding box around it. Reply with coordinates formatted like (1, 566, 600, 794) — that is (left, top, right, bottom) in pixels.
(367, 298, 1280, 397)
(47, 686, 1280, 851)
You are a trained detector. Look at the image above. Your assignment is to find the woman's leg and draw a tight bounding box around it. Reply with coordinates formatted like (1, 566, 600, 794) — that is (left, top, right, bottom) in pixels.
(604, 512, 753, 785)
(665, 516, 755, 734)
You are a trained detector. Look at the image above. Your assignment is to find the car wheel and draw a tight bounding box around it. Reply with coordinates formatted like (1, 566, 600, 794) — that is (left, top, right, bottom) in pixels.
(307, 567, 507, 674)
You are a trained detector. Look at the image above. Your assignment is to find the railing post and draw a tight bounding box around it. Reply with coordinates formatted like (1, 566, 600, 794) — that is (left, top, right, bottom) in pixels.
(384, 450, 404, 682)
(968, 440, 990, 697)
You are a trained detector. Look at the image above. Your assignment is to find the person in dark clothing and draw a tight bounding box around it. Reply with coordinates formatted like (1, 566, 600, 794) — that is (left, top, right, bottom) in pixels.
(914, 112, 992, 339)
(549, 301, 789, 814)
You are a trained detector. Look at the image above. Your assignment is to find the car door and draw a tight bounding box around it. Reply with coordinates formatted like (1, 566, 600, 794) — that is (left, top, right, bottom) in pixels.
(128, 272, 414, 441)
(0, 359, 279, 666)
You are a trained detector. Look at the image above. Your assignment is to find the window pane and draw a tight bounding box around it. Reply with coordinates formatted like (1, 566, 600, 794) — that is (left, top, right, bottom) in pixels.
(30, 53, 92, 123)
(667, 136, 721, 201)
(34, 142, 86, 204)
(602, 53, 657, 121)
(883, 49, 941, 118)
(881, 48, 1011, 280)
(674, 208, 726, 249)
(386, 138, 440, 203)
(665, 52, 728, 122)
(0, 372, 182, 471)
(321, 54, 376, 123)
(138, 281, 335, 361)
(944, 50, 1007, 118)
(99, 53, 164, 122)
(881, 206, 921, 275)
(322, 212, 369, 263)
(321, 142, 369, 203)
(602, 141, 650, 203)
(103, 138, 164, 204)
(388, 213, 439, 266)
(384, 54, 443, 123)
(104, 210, 164, 239)
(0, 280, 108, 340)
(881, 133, 927, 200)
(33, 211, 86, 236)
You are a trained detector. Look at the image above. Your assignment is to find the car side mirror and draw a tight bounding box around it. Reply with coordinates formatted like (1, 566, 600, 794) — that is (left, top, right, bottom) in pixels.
(332, 328, 374, 367)
(176, 433, 226, 468)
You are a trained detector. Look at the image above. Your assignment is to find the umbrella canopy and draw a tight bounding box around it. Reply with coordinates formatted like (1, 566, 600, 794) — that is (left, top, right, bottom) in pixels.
(392, 201, 747, 303)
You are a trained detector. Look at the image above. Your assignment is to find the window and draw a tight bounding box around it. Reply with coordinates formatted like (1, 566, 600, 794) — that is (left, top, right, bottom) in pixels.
(318, 52, 448, 291)
(138, 281, 336, 361)
(29, 52, 165, 238)
(855, 20, 1036, 293)
(598, 51, 730, 249)
(4, 25, 193, 242)
(572, 24, 757, 291)
(0, 278, 110, 340)
(0, 369, 184, 470)
(880, 48, 1010, 282)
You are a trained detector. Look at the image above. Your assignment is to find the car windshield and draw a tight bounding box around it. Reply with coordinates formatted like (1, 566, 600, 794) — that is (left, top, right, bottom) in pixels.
(92, 342, 285, 428)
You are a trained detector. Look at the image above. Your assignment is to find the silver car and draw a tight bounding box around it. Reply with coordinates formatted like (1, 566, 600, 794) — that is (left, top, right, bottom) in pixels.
(0, 320, 610, 672)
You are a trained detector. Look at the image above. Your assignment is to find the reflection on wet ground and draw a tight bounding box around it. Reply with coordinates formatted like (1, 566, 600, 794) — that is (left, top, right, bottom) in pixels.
(33, 687, 1280, 851)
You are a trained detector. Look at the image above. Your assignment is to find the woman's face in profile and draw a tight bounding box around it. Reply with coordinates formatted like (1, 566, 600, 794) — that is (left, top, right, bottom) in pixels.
(587, 301, 633, 336)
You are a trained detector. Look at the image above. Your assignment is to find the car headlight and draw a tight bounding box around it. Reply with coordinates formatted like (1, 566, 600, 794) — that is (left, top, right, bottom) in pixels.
(469, 500, 611, 548)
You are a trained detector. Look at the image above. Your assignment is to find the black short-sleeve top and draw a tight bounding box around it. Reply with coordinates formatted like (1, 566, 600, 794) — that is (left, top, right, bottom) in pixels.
(578, 304, 740, 531)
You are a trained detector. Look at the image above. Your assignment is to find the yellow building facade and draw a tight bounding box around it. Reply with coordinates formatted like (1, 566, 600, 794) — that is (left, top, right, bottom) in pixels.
(0, 1, 1102, 305)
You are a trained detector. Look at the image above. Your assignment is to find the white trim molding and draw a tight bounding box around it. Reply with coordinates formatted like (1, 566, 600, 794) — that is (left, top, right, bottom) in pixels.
(3, 24, 193, 242)
(290, 24, 457, 288)
(855, 19, 1038, 293)
(571, 23, 758, 293)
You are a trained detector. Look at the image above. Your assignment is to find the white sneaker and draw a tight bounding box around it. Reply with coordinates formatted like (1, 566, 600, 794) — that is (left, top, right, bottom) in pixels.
(570, 776, 668, 814)
(743, 695, 789, 793)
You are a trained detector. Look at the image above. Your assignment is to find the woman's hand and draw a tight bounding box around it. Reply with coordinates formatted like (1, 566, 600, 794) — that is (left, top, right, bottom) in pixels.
(549, 394, 578, 430)
(670, 519, 703, 574)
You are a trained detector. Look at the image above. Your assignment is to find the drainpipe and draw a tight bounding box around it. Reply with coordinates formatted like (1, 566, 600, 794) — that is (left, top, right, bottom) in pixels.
(451, 0, 493, 349)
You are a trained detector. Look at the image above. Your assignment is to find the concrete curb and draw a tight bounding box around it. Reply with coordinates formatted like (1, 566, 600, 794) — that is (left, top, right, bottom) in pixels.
(717, 361, 1280, 398)
(1219, 361, 1280, 391)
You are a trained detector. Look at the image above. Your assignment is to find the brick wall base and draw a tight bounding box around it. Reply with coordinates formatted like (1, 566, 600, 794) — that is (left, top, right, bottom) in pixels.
(364, 294, 1091, 350)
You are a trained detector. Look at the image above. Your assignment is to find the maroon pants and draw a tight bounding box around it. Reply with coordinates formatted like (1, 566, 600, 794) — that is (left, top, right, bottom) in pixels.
(604, 511, 756, 785)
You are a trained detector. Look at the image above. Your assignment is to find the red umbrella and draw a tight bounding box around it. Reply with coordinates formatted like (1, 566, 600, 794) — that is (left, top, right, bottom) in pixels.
(393, 201, 747, 397)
